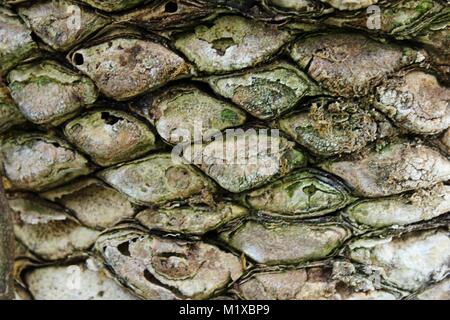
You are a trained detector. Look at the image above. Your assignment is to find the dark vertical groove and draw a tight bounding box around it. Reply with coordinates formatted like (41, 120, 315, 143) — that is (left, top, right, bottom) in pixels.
(0, 175, 13, 300)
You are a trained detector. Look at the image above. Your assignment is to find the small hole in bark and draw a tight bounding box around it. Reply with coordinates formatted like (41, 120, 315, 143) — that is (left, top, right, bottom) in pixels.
(101, 112, 123, 125)
(211, 38, 236, 56)
(334, 281, 351, 295)
(165, 1, 178, 13)
(117, 242, 131, 256)
(73, 53, 84, 65)
(303, 184, 318, 197)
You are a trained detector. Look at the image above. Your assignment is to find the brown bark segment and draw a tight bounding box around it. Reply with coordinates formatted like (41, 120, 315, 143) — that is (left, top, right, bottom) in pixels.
(0, 176, 13, 300)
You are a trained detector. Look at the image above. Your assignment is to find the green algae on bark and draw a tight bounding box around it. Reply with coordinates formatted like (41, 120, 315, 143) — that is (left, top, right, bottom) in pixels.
(18, 0, 110, 52)
(63, 109, 158, 166)
(241, 169, 355, 218)
(0, 132, 92, 192)
(277, 99, 394, 157)
(7, 60, 98, 126)
(0, 83, 26, 134)
(175, 15, 292, 74)
(68, 31, 193, 101)
(181, 128, 307, 193)
(136, 202, 248, 235)
(97, 153, 217, 206)
(203, 61, 323, 120)
(132, 85, 246, 144)
(0, 6, 38, 76)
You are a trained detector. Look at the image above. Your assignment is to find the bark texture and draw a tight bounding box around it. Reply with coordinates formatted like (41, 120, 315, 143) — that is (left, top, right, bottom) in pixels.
(0, 175, 13, 300)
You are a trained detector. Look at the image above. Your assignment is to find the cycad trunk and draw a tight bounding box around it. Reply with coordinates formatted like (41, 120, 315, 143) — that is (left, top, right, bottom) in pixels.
(0, 0, 449, 300)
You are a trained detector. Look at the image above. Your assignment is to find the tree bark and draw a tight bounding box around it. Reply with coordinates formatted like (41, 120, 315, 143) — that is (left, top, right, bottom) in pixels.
(0, 175, 13, 300)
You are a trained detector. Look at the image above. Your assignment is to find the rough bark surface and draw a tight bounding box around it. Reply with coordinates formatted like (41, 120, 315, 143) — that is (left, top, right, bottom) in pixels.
(0, 175, 13, 300)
